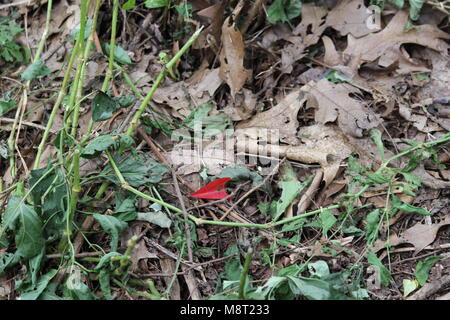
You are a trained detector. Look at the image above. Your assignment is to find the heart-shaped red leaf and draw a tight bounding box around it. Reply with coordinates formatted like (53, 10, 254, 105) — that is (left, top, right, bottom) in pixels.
(189, 177, 232, 200)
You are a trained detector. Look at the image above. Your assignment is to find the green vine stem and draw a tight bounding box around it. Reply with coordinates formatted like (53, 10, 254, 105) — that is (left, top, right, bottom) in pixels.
(33, 0, 91, 169)
(68, 149, 81, 236)
(64, 0, 90, 130)
(71, 0, 102, 137)
(102, 0, 119, 92)
(238, 247, 254, 299)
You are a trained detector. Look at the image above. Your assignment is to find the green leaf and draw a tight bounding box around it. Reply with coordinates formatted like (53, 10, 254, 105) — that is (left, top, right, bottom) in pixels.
(21, 60, 52, 81)
(0, 252, 20, 275)
(273, 162, 308, 220)
(287, 276, 331, 300)
(278, 264, 305, 277)
(184, 103, 232, 136)
(370, 129, 385, 161)
(217, 165, 263, 188)
(63, 281, 98, 300)
(3, 196, 45, 259)
(308, 261, 330, 279)
(122, 0, 136, 10)
(145, 0, 170, 8)
(136, 210, 172, 228)
(367, 252, 393, 286)
(400, 172, 422, 189)
(392, 195, 431, 215)
(365, 209, 380, 244)
(0, 99, 16, 116)
(82, 135, 116, 158)
(114, 197, 137, 222)
(103, 43, 132, 65)
(19, 269, 58, 300)
(92, 214, 127, 251)
(146, 161, 170, 183)
(408, 0, 424, 20)
(103, 156, 167, 187)
(414, 73, 429, 81)
(92, 91, 120, 122)
(326, 71, 350, 84)
(388, 0, 405, 8)
(415, 256, 442, 286)
(320, 209, 337, 236)
(403, 279, 418, 297)
(99, 269, 112, 300)
(114, 94, 135, 108)
(70, 19, 93, 41)
(267, 0, 302, 24)
(253, 276, 287, 299)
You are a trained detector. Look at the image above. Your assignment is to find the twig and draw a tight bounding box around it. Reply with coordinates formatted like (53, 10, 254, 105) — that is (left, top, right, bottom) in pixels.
(0, 117, 57, 133)
(46, 251, 103, 259)
(0, 0, 33, 10)
(297, 168, 323, 213)
(171, 169, 194, 262)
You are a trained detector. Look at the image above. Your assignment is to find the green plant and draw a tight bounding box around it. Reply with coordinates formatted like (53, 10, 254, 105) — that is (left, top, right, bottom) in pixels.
(267, 0, 302, 24)
(0, 17, 25, 63)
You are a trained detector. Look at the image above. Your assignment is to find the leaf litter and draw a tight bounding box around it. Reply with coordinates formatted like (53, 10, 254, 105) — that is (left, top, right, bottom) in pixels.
(0, 0, 449, 301)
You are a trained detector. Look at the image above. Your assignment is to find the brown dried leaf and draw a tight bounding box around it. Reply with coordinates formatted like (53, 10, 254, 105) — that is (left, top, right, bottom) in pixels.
(223, 88, 257, 121)
(130, 239, 158, 273)
(281, 4, 328, 74)
(153, 68, 222, 119)
(219, 16, 251, 99)
(326, 0, 380, 37)
(343, 10, 450, 72)
(373, 216, 450, 255)
(236, 89, 305, 145)
(303, 79, 380, 137)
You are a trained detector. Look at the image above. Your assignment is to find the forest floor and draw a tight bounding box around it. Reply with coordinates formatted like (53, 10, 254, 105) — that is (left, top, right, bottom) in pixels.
(0, 0, 449, 300)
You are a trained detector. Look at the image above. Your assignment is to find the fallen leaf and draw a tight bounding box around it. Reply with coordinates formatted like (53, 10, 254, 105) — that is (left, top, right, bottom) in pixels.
(280, 4, 328, 74)
(236, 89, 305, 145)
(189, 177, 232, 199)
(373, 216, 450, 254)
(302, 79, 380, 137)
(343, 10, 450, 73)
(219, 16, 251, 98)
(326, 0, 380, 38)
(130, 239, 157, 272)
(152, 67, 223, 119)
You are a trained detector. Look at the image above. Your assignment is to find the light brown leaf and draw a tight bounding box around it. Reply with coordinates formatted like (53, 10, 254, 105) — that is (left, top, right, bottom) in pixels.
(236, 89, 305, 145)
(374, 216, 450, 254)
(302, 79, 380, 137)
(326, 0, 380, 38)
(343, 10, 450, 72)
(281, 4, 328, 74)
(219, 17, 251, 99)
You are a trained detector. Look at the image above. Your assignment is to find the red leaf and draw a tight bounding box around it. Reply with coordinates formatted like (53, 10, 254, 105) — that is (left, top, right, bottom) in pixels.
(189, 177, 232, 200)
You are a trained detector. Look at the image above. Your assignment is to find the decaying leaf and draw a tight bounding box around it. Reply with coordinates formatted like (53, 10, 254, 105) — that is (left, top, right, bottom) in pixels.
(130, 239, 157, 272)
(374, 216, 450, 255)
(343, 10, 450, 73)
(219, 15, 251, 99)
(326, 0, 380, 38)
(236, 89, 305, 145)
(280, 4, 328, 74)
(302, 79, 380, 137)
(152, 67, 223, 119)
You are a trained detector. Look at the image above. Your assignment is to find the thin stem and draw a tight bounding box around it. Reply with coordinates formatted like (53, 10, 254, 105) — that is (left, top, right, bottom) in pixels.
(33, 0, 91, 169)
(238, 247, 254, 299)
(101, 0, 119, 92)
